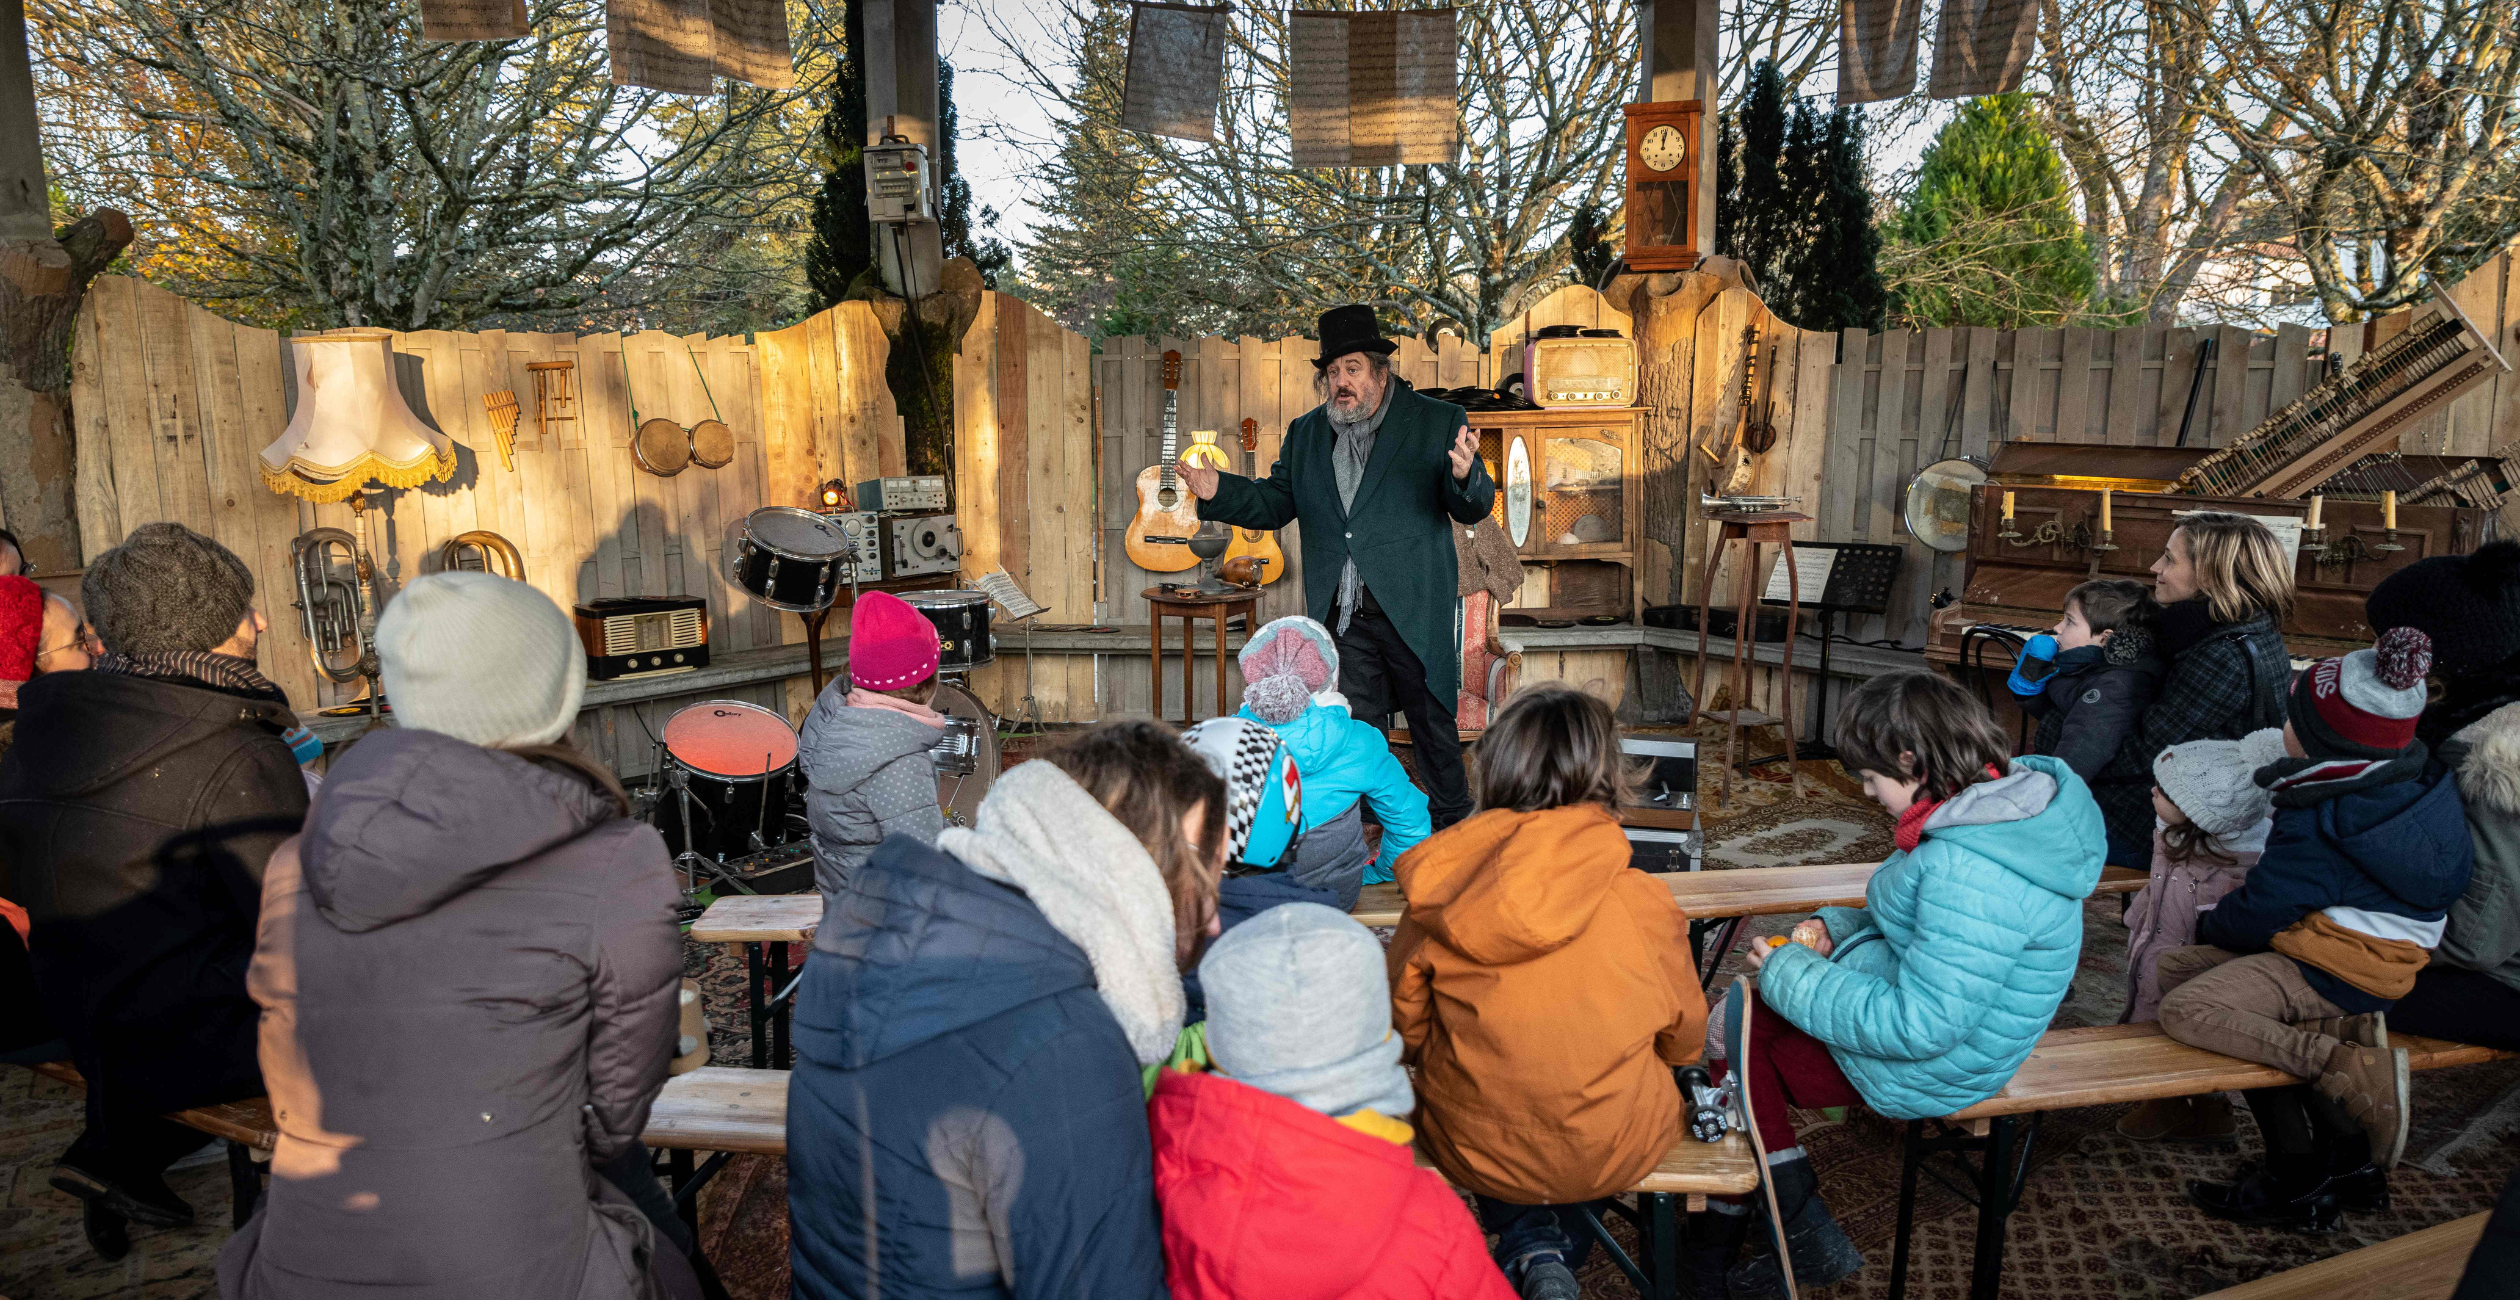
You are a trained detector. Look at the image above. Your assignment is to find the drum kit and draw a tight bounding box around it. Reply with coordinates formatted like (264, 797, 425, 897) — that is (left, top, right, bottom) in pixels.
(643, 505, 1009, 901)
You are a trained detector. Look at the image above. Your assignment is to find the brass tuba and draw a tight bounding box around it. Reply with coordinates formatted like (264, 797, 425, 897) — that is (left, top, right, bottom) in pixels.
(291, 528, 368, 684)
(438, 530, 527, 582)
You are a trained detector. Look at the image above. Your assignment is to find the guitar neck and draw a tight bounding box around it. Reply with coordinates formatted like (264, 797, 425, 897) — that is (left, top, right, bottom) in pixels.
(1160, 393, 1180, 490)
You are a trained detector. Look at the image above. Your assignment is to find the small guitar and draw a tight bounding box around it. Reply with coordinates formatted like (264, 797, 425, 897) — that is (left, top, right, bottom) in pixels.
(1220, 418, 1286, 584)
(1123, 351, 1202, 573)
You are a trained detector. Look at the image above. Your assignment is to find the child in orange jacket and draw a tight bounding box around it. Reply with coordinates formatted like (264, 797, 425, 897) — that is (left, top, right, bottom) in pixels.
(1387, 684, 1707, 1300)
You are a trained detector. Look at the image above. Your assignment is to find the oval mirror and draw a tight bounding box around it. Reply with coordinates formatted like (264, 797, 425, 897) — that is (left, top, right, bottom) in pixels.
(1903, 457, 1987, 554)
(1505, 436, 1534, 548)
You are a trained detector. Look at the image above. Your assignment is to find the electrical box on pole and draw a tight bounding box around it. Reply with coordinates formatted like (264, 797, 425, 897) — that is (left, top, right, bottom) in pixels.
(864, 141, 935, 224)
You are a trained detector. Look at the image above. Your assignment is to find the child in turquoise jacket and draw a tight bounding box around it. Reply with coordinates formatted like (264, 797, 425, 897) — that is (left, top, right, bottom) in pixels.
(1710, 671, 2105, 1298)
(1235, 617, 1431, 908)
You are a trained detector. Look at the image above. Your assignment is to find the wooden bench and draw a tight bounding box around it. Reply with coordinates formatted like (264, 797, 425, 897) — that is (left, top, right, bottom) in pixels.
(1889, 1025, 2513, 1300)
(643, 1066, 1759, 1300)
(18, 1060, 275, 1229)
(690, 863, 2148, 1065)
(2192, 1210, 2487, 1300)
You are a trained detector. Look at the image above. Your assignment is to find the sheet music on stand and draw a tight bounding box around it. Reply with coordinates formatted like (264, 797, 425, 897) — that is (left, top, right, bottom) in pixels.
(1758, 542, 1901, 615)
(975, 570, 1047, 621)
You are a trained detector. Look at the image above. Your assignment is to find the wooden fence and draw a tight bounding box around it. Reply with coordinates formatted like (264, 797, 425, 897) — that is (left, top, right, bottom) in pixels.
(65, 277, 1100, 768)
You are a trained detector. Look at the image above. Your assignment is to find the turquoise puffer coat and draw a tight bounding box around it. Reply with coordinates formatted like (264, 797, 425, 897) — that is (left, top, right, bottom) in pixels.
(1759, 756, 2104, 1119)
(1239, 695, 1431, 881)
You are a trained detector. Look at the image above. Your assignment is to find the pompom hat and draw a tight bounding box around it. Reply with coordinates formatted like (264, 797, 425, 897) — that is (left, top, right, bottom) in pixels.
(1181, 716, 1304, 868)
(2153, 728, 2286, 836)
(847, 591, 941, 691)
(2288, 626, 2433, 760)
(1236, 616, 1339, 724)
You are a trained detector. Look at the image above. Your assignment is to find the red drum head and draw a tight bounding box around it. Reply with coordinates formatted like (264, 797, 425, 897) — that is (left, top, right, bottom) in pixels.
(663, 700, 797, 778)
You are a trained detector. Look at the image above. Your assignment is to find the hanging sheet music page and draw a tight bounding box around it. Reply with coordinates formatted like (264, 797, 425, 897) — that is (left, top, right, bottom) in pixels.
(1120, 2, 1230, 142)
(421, 0, 527, 41)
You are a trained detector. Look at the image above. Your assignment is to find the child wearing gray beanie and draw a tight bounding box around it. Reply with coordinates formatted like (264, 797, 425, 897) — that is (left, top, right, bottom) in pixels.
(1148, 903, 1514, 1298)
(377, 572, 587, 747)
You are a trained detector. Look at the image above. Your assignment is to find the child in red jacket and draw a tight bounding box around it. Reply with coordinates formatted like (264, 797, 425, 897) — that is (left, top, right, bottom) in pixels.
(1149, 903, 1514, 1300)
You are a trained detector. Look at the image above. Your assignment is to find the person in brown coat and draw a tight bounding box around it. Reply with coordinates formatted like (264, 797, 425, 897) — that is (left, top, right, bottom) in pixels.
(218, 573, 693, 1300)
(1388, 684, 1706, 1300)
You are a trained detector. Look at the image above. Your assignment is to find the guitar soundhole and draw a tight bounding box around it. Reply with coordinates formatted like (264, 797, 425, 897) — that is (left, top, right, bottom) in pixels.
(1157, 487, 1178, 511)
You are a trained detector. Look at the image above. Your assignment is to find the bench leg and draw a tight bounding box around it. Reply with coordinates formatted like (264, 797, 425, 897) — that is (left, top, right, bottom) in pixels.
(1646, 1193, 1680, 1300)
(1576, 1203, 1655, 1299)
(1888, 1119, 1925, 1300)
(1969, 1115, 2022, 1300)
(1694, 917, 1746, 994)
(744, 942, 768, 1070)
(770, 941, 792, 1070)
(227, 1140, 263, 1229)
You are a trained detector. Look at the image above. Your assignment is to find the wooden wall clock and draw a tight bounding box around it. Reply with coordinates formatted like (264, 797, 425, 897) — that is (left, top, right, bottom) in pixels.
(1623, 100, 1704, 272)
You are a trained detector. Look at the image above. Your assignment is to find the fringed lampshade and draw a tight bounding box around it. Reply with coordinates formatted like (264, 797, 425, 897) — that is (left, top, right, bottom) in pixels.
(260, 330, 457, 504)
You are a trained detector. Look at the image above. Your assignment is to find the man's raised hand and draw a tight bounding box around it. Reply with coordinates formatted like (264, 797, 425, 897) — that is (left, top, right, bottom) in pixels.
(1448, 425, 1478, 480)
(1181, 460, 1221, 500)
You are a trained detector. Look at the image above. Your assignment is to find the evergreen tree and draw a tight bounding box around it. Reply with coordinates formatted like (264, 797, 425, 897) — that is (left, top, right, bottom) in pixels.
(1714, 112, 1738, 258)
(1887, 93, 2096, 327)
(805, 0, 870, 308)
(1567, 201, 1618, 289)
(1730, 60, 1791, 289)
(1795, 106, 1887, 332)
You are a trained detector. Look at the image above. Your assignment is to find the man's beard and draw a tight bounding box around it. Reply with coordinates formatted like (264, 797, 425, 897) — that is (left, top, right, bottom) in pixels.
(1326, 377, 1383, 425)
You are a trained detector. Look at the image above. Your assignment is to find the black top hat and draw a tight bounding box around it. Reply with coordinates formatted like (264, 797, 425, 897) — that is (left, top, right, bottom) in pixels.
(1314, 304, 1401, 369)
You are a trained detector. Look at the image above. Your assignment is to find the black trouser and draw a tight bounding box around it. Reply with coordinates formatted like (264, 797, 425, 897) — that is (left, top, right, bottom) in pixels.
(1336, 593, 1472, 827)
(62, 1113, 216, 1191)
(2389, 964, 2520, 1052)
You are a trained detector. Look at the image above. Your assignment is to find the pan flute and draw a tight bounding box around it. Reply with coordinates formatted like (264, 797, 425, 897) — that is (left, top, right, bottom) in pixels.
(2176, 298, 2510, 499)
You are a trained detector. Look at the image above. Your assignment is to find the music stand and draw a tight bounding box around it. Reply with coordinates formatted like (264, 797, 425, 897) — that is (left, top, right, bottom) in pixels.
(1750, 541, 1901, 764)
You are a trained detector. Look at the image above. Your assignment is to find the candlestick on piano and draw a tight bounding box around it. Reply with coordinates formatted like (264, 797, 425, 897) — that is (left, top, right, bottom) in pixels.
(2306, 494, 2323, 530)
(2382, 490, 2397, 530)
(2098, 488, 2112, 531)
(2002, 490, 2016, 522)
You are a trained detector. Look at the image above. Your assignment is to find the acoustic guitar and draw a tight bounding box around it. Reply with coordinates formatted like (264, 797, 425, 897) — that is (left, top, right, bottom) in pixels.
(1219, 417, 1286, 584)
(1123, 351, 1201, 572)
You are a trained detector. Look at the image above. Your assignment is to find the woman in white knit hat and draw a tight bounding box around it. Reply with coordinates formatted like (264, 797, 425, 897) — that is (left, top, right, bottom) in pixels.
(220, 573, 700, 1300)
(2116, 727, 2283, 1144)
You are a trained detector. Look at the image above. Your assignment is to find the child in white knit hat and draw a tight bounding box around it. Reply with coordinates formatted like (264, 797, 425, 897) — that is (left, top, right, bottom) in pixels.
(2116, 727, 2284, 1142)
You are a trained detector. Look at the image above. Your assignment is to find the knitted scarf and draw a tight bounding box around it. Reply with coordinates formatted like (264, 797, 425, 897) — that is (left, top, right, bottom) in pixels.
(96, 649, 288, 706)
(1892, 763, 2007, 852)
(939, 761, 1186, 1065)
(1328, 382, 1393, 634)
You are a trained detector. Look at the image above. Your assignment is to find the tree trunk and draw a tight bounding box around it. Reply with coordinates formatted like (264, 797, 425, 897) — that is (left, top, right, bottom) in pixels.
(0, 210, 133, 572)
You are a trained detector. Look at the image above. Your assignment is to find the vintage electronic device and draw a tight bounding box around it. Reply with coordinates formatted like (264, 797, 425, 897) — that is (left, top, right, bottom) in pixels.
(1525, 333, 1638, 409)
(885, 513, 964, 577)
(863, 142, 934, 223)
(823, 510, 886, 584)
(1618, 737, 1697, 832)
(855, 475, 949, 513)
(574, 596, 710, 681)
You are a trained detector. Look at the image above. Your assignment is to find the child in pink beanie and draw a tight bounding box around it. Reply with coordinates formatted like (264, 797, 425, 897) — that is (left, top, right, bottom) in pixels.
(798, 592, 948, 896)
(1236, 616, 1429, 907)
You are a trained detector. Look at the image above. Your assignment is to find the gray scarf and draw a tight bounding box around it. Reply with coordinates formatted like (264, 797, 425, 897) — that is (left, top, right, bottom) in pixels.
(1328, 381, 1393, 633)
(938, 761, 1186, 1065)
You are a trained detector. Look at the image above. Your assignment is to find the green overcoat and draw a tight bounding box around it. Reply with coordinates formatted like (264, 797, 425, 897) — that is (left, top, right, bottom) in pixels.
(1197, 380, 1497, 705)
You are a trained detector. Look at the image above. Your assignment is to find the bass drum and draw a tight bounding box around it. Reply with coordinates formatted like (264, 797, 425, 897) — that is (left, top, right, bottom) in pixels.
(930, 681, 999, 829)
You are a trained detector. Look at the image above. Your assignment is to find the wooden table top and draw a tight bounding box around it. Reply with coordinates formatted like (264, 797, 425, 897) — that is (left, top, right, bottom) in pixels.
(694, 862, 2147, 942)
(1349, 862, 2146, 929)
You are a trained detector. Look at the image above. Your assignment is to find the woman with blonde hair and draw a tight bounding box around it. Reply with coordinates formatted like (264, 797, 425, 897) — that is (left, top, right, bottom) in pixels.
(2129, 511, 2295, 790)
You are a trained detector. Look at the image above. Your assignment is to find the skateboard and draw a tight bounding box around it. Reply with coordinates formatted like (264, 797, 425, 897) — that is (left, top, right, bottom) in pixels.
(1720, 977, 1799, 1300)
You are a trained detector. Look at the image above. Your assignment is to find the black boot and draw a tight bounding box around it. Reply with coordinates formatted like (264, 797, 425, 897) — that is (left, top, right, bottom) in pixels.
(2188, 1156, 2341, 1232)
(2313, 1098, 2389, 1213)
(1682, 1202, 1753, 1299)
(81, 1200, 129, 1262)
(50, 1161, 194, 1229)
(1727, 1156, 1864, 1297)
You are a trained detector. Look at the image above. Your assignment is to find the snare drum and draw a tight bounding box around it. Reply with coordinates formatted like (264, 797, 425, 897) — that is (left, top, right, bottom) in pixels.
(655, 700, 800, 861)
(901, 589, 994, 671)
(634, 417, 692, 477)
(730, 507, 854, 612)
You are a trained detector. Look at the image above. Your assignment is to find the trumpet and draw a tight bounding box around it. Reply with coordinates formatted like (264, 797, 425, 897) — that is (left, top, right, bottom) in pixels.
(439, 530, 526, 582)
(291, 528, 369, 684)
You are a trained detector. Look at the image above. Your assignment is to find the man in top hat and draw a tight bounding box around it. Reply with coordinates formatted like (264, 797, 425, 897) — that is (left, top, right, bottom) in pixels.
(1182, 304, 1496, 828)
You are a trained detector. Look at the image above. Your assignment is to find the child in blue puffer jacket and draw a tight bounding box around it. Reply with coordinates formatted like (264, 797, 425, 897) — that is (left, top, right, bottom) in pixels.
(1235, 617, 1430, 908)
(1712, 671, 2104, 1298)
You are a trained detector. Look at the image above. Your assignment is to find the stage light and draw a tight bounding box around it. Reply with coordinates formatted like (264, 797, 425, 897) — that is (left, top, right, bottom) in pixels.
(819, 479, 845, 510)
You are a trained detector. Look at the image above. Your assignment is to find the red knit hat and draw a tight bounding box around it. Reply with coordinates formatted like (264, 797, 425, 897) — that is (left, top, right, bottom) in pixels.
(849, 591, 940, 691)
(2289, 626, 2433, 759)
(0, 576, 44, 683)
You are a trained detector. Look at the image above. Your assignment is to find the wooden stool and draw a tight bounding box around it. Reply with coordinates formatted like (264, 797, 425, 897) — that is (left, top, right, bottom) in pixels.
(1145, 587, 1261, 723)
(1687, 510, 1811, 804)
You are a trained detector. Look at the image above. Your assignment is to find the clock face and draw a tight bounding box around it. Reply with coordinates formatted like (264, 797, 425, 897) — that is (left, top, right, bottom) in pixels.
(1639, 124, 1687, 173)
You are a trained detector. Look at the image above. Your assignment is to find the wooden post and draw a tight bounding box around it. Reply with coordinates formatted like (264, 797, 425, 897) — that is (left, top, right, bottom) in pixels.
(1640, 0, 1718, 265)
(0, 0, 131, 573)
(863, 0, 945, 300)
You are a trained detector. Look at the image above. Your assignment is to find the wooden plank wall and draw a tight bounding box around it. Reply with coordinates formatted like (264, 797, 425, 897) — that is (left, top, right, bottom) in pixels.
(63, 276, 1103, 769)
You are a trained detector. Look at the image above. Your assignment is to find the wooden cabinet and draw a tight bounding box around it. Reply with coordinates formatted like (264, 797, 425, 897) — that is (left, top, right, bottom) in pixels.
(1472, 408, 1644, 624)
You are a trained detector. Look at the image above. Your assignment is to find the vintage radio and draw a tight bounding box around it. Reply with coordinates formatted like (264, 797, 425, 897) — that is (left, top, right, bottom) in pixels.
(856, 475, 949, 513)
(1524, 332, 1638, 409)
(884, 514, 963, 578)
(820, 510, 886, 584)
(573, 596, 709, 681)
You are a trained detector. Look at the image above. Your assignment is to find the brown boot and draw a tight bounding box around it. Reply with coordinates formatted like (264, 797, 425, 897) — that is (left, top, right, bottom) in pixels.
(2117, 1096, 2195, 1141)
(2184, 1091, 2238, 1142)
(2315, 1043, 2411, 1169)
(2295, 1012, 2388, 1050)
